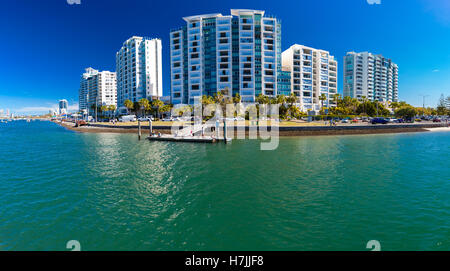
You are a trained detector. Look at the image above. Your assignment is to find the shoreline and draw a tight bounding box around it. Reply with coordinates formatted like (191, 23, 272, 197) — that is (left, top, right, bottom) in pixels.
(55, 121, 449, 137)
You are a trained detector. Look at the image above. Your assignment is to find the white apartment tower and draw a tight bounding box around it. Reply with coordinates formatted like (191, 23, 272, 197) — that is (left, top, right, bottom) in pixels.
(343, 52, 398, 102)
(116, 36, 163, 108)
(170, 9, 282, 104)
(78, 68, 117, 116)
(282, 44, 338, 112)
(79, 67, 97, 111)
(58, 99, 68, 115)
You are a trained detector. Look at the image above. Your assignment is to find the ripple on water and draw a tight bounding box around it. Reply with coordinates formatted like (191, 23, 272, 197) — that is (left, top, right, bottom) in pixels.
(1, 122, 450, 250)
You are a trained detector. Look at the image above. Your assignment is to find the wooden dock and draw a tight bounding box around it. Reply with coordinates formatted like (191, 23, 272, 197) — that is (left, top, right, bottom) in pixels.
(147, 134, 222, 143)
(138, 120, 232, 144)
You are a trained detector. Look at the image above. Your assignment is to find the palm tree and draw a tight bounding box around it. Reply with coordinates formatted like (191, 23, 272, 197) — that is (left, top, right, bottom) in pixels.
(276, 95, 286, 105)
(159, 104, 172, 118)
(256, 94, 270, 104)
(332, 94, 341, 105)
(361, 96, 368, 115)
(133, 102, 140, 116)
(319, 93, 327, 115)
(233, 93, 241, 104)
(108, 105, 116, 120)
(201, 95, 214, 106)
(138, 98, 150, 117)
(214, 91, 225, 104)
(100, 105, 108, 119)
(152, 99, 164, 120)
(286, 93, 297, 106)
(124, 99, 133, 115)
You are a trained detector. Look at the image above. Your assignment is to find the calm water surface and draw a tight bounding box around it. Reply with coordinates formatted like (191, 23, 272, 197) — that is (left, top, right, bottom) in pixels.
(0, 120, 449, 251)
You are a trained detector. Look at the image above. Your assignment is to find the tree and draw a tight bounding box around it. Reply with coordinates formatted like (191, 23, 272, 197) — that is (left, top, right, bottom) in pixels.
(319, 93, 327, 115)
(279, 105, 289, 120)
(201, 95, 215, 106)
(233, 93, 241, 104)
(357, 101, 375, 116)
(275, 95, 286, 105)
(437, 94, 448, 116)
(289, 105, 302, 119)
(361, 96, 368, 115)
(285, 93, 297, 107)
(214, 91, 225, 104)
(133, 102, 140, 115)
(395, 106, 417, 120)
(213, 90, 233, 116)
(152, 99, 164, 119)
(138, 98, 150, 117)
(108, 105, 116, 120)
(255, 94, 270, 104)
(100, 105, 108, 118)
(174, 105, 192, 117)
(124, 99, 134, 115)
(159, 105, 172, 118)
(332, 93, 341, 106)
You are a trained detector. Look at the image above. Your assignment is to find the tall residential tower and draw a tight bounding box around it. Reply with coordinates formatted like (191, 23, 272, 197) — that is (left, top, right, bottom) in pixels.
(79, 67, 97, 112)
(170, 9, 282, 104)
(116, 36, 163, 109)
(78, 67, 117, 116)
(282, 44, 338, 112)
(343, 52, 398, 102)
(58, 99, 68, 115)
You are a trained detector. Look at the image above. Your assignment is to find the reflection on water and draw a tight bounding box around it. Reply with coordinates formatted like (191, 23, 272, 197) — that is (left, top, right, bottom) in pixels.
(0, 121, 450, 250)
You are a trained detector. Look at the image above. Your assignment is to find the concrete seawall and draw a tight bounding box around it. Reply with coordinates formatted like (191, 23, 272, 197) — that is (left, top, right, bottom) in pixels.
(57, 121, 449, 137)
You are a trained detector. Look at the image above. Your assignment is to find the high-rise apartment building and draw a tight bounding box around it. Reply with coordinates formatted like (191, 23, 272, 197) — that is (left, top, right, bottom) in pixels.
(116, 36, 163, 109)
(170, 9, 282, 104)
(79, 67, 97, 111)
(59, 99, 68, 115)
(78, 68, 117, 116)
(343, 52, 398, 102)
(282, 44, 338, 112)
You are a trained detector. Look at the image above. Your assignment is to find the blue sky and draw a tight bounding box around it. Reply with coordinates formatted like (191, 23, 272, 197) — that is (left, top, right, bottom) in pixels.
(0, 0, 449, 115)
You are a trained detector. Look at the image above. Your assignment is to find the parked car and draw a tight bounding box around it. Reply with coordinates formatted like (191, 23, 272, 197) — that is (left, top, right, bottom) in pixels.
(162, 117, 181, 122)
(433, 118, 442, 123)
(371, 117, 388, 124)
(394, 118, 405, 123)
(138, 116, 154, 121)
(119, 115, 136, 122)
(386, 118, 397, 123)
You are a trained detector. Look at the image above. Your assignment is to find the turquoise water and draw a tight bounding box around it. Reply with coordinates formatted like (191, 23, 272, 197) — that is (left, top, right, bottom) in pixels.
(0, 120, 449, 251)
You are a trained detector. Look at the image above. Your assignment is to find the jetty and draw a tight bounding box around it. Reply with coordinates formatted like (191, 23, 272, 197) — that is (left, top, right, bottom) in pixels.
(147, 134, 219, 143)
(141, 120, 232, 144)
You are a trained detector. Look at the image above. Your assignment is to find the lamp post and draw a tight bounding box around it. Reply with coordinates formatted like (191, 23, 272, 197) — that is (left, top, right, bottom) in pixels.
(419, 94, 430, 116)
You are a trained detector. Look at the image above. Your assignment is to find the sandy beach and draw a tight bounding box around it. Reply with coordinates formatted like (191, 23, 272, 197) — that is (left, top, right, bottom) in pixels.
(425, 127, 450, 132)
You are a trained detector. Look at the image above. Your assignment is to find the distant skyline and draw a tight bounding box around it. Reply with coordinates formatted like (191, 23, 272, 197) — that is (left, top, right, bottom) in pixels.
(0, 0, 449, 114)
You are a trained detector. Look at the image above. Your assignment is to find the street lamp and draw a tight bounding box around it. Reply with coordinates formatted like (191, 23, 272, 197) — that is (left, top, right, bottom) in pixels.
(419, 94, 430, 116)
